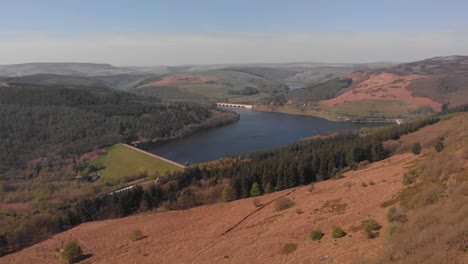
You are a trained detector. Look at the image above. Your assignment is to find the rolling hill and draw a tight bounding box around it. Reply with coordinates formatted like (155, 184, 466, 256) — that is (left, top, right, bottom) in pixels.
(0, 63, 142, 77)
(260, 56, 468, 120)
(323, 56, 468, 117)
(132, 69, 289, 103)
(1, 57, 466, 119)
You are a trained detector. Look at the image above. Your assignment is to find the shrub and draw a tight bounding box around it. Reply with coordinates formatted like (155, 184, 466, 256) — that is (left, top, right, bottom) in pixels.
(362, 219, 382, 239)
(264, 182, 273, 193)
(61, 241, 83, 264)
(369, 180, 375, 185)
(129, 229, 144, 241)
(310, 230, 324, 241)
(221, 185, 236, 202)
(385, 222, 401, 240)
(281, 243, 298, 254)
(357, 160, 370, 169)
(386, 207, 408, 223)
(252, 198, 261, 207)
(275, 197, 295, 212)
(361, 182, 368, 187)
(296, 208, 304, 214)
(411, 142, 422, 155)
(331, 226, 347, 238)
(403, 170, 418, 185)
(434, 138, 444, 152)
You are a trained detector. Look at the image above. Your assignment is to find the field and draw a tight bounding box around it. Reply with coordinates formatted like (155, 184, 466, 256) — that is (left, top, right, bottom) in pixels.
(254, 104, 344, 121)
(329, 99, 420, 118)
(91, 144, 183, 179)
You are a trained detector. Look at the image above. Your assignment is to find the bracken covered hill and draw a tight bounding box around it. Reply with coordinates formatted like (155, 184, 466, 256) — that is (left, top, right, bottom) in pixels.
(319, 56, 468, 118)
(4, 114, 467, 264)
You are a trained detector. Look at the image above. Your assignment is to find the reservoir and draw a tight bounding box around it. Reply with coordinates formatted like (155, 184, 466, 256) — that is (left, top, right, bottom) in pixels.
(146, 108, 387, 164)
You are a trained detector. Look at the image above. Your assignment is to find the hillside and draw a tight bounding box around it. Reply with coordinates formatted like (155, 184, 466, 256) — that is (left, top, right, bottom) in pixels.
(323, 56, 468, 116)
(260, 56, 468, 120)
(2, 153, 418, 264)
(4, 113, 466, 264)
(0, 63, 144, 77)
(133, 70, 288, 103)
(0, 80, 239, 252)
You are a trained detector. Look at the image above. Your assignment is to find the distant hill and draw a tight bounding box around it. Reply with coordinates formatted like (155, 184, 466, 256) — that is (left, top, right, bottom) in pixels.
(260, 56, 468, 120)
(0, 62, 143, 77)
(1, 74, 109, 88)
(286, 78, 352, 102)
(133, 69, 289, 103)
(389, 55, 468, 75)
(223, 67, 299, 82)
(321, 56, 468, 115)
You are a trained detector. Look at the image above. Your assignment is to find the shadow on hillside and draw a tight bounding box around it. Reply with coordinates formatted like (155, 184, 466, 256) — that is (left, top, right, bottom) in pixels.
(77, 253, 93, 262)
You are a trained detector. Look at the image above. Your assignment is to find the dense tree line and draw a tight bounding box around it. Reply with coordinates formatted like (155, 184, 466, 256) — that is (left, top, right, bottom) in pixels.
(66, 115, 442, 228)
(171, 115, 440, 200)
(286, 78, 352, 103)
(259, 78, 352, 106)
(228, 87, 259, 95)
(0, 83, 237, 177)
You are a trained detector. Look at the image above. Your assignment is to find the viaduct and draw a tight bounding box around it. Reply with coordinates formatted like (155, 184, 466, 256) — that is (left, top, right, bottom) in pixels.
(216, 102, 253, 109)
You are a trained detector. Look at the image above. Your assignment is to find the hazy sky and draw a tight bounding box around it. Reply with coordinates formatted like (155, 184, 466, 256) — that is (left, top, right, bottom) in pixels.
(1, 0, 468, 66)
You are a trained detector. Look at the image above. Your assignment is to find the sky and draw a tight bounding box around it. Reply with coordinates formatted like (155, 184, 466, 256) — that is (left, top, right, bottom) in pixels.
(1, 0, 468, 66)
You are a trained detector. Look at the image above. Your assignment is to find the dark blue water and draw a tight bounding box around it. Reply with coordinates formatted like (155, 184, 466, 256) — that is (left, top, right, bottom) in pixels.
(147, 108, 387, 164)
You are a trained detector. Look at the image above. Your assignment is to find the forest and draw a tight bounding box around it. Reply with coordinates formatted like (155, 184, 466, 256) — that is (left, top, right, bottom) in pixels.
(258, 78, 352, 106)
(0, 83, 238, 179)
(0, 82, 239, 253)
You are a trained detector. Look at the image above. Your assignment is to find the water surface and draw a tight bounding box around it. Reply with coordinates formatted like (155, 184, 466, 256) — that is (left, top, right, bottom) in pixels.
(146, 108, 387, 164)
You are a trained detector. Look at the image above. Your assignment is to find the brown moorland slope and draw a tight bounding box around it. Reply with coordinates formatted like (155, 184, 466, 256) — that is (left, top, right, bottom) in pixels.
(4, 114, 467, 264)
(4, 153, 416, 264)
(321, 72, 441, 110)
(321, 56, 468, 117)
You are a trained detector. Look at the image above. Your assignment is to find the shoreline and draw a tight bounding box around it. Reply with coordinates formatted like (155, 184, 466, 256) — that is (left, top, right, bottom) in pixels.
(136, 109, 240, 148)
(252, 105, 398, 124)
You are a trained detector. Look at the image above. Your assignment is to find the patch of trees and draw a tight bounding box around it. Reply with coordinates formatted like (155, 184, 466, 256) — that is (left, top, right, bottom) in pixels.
(228, 87, 259, 96)
(258, 78, 352, 107)
(286, 78, 352, 102)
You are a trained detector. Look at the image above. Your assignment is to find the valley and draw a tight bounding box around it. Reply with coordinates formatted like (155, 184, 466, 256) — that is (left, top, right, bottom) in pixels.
(2, 2, 468, 263)
(0, 58, 467, 263)
(4, 113, 467, 264)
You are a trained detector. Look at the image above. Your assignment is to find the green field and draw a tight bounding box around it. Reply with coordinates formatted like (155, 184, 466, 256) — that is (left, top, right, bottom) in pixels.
(91, 144, 183, 179)
(330, 100, 417, 118)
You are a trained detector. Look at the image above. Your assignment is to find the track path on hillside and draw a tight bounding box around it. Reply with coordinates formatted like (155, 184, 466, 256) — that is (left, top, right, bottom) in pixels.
(221, 188, 298, 236)
(190, 188, 298, 263)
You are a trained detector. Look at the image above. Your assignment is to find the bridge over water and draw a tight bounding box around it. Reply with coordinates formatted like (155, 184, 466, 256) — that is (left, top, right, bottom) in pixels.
(216, 102, 253, 109)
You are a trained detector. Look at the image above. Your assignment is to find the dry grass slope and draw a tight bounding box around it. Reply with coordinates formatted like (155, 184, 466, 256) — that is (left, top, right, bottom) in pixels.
(4, 114, 467, 264)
